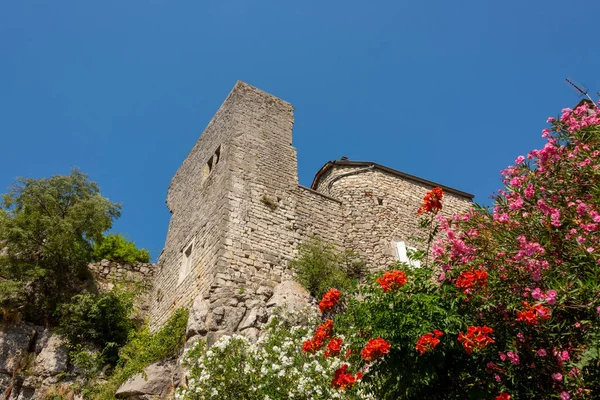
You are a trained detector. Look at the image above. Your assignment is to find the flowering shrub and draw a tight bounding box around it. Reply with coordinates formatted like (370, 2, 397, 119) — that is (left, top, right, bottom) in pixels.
(318, 100, 600, 399)
(177, 310, 376, 399)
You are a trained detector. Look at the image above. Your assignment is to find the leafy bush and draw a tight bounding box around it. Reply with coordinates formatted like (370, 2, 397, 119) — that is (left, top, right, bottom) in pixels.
(290, 236, 365, 299)
(0, 169, 121, 323)
(92, 233, 150, 263)
(83, 307, 188, 400)
(57, 287, 135, 366)
(177, 309, 369, 400)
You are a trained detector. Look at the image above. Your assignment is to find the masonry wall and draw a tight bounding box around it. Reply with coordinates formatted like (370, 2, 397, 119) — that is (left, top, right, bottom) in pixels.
(314, 165, 472, 271)
(150, 83, 248, 329)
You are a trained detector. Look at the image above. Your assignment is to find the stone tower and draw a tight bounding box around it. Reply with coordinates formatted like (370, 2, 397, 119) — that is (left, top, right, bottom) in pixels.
(150, 81, 473, 337)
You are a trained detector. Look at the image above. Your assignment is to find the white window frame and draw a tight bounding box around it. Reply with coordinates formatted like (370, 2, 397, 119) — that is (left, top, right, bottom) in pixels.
(395, 241, 421, 268)
(178, 239, 194, 285)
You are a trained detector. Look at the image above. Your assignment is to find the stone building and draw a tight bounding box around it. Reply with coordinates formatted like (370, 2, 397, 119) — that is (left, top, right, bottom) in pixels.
(149, 81, 473, 336)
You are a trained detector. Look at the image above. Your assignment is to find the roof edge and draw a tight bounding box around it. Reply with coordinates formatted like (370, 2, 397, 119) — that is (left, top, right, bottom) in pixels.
(311, 160, 474, 200)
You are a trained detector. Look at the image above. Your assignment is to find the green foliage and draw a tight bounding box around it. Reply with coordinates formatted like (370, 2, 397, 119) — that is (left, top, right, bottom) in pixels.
(57, 287, 135, 366)
(83, 308, 188, 400)
(290, 236, 365, 299)
(0, 169, 121, 323)
(92, 233, 150, 263)
(335, 263, 475, 399)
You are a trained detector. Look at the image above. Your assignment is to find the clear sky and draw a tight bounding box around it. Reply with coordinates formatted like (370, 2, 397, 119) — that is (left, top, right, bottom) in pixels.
(1, 1, 599, 260)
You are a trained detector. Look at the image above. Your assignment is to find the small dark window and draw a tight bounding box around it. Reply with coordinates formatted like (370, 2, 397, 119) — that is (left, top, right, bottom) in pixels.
(377, 198, 384, 205)
(214, 145, 221, 165)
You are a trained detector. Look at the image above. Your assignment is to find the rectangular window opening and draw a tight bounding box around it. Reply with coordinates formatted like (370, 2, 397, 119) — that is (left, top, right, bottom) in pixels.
(178, 241, 194, 284)
(214, 145, 221, 165)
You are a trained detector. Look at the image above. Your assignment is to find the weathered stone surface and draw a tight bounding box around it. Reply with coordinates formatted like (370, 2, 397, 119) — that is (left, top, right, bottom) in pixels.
(115, 362, 173, 399)
(266, 280, 314, 313)
(185, 296, 209, 339)
(34, 335, 68, 377)
(33, 329, 50, 355)
(0, 323, 36, 375)
(0, 373, 13, 398)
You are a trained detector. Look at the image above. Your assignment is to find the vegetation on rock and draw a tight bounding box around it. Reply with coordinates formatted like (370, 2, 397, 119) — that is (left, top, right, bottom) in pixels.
(92, 233, 150, 264)
(290, 236, 365, 299)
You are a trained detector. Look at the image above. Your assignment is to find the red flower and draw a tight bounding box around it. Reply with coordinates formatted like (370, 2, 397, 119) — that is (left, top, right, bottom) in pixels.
(516, 302, 551, 325)
(456, 268, 488, 295)
(302, 319, 334, 353)
(417, 187, 444, 215)
(324, 337, 343, 358)
(495, 393, 511, 400)
(331, 364, 362, 390)
(415, 329, 444, 355)
(361, 337, 391, 362)
(376, 270, 408, 292)
(458, 326, 494, 354)
(302, 339, 318, 353)
(319, 288, 341, 313)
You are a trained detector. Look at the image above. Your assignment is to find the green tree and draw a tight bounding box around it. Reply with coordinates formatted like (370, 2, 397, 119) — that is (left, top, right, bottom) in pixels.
(0, 169, 121, 323)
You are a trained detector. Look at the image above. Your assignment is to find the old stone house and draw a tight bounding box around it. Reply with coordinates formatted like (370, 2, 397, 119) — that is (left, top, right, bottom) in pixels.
(149, 81, 473, 337)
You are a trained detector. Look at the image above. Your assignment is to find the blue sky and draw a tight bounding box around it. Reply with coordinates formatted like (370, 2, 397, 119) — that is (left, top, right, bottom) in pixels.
(1, 1, 599, 260)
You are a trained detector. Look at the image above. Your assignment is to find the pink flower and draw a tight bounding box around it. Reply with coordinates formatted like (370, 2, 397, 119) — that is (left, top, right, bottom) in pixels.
(537, 348, 547, 357)
(524, 184, 535, 199)
(560, 392, 570, 400)
(545, 290, 557, 305)
(552, 372, 563, 382)
(515, 155, 525, 164)
(507, 351, 520, 365)
(557, 350, 570, 361)
(531, 288, 543, 301)
(597, 306, 600, 316)
(498, 352, 507, 361)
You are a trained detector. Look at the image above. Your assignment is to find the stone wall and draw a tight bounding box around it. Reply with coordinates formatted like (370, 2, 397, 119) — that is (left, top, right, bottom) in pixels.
(313, 164, 472, 271)
(88, 260, 156, 291)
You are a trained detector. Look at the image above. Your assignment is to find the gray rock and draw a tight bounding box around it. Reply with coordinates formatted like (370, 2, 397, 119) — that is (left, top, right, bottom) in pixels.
(33, 328, 50, 355)
(115, 362, 173, 399)
(266, 280, 314, 314)
(34, 335, 68, 377)
(0, 323, 36, 375)
(0, 373, 13, 398)
(185, 297, 209, 339)
(240, 327, 260, 342)
(239, 307, 268, 330)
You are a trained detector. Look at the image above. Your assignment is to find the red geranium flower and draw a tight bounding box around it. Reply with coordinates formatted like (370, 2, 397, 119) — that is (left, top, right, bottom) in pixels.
(376, 270, 408, 292)
(516, 302, 551, 325)
(302, 319, 334, 353)
(319, 288, 341, 313)
(415, 329, 444, 355)
(361, 337, 391, 362)
(458, 326, 494, 354)
(456, 268, 488, 295)
(495, 393, 511, 400)
(417, 187, 444, 215)
(324, 337, 343, 358)
(331, 364, 362, 390)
